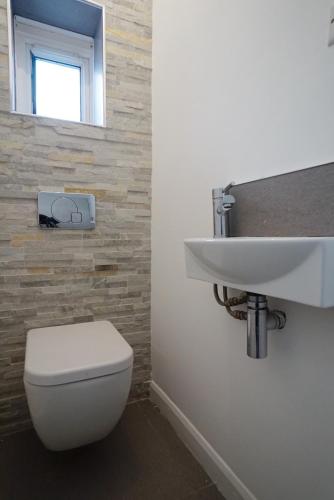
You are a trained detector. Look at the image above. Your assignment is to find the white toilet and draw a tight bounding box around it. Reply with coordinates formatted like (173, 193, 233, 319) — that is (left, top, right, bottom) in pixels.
(24, 320, 133, 451)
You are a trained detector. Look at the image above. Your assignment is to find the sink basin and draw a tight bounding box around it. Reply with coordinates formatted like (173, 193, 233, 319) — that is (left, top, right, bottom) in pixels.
(184, 237, 334, 307)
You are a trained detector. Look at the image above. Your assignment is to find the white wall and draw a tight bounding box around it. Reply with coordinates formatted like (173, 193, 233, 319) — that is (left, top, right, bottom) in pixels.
(152, 2, 334, 500)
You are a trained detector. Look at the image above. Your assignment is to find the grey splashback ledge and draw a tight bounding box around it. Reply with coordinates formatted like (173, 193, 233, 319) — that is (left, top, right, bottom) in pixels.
(230, 162, 334, 237)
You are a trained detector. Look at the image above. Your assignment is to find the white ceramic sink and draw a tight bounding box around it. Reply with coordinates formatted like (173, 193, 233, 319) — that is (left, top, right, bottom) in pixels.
(184, 237, 334, 307)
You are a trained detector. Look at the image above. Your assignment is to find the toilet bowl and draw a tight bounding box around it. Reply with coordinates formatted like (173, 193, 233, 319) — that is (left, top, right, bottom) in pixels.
(24, 320, 133, 451)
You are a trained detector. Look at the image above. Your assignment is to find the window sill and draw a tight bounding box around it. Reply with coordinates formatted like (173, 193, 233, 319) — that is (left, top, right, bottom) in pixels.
(10, 110, 107, 129)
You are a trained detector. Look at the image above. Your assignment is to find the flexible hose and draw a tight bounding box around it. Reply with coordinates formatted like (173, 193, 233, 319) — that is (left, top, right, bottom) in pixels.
(213, 284, 247, 320)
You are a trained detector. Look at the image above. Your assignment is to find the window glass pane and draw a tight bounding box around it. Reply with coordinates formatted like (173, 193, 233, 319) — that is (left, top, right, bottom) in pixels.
(34, 58, 81, 122)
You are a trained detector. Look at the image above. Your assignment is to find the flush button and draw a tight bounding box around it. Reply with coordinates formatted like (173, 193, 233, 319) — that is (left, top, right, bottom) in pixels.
(51, 197, 77, 223)
(71, 212, 82, 223)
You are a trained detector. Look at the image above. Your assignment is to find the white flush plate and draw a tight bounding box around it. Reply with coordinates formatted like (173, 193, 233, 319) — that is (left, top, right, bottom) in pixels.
(38, 192, 95, 229)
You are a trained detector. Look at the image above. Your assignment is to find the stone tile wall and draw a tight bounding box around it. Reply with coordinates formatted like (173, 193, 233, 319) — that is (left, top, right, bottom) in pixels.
(0, 0, 152, 435)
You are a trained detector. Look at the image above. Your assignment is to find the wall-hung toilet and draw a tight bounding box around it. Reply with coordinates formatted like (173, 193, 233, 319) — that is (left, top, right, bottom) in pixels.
(24, 321, 133, 451)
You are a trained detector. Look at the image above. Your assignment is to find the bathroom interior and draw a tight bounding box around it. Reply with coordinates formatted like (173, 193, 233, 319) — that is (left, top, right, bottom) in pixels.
(1, 1, 334, 499)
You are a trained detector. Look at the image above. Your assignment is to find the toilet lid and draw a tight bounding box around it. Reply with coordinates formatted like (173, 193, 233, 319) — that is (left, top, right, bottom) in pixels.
(24, 321, 133, 386)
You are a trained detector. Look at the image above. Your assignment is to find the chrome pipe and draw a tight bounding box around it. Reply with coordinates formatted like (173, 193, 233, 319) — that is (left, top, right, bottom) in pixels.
(247, 294, 268, 359)
(247, 294, 286, 359)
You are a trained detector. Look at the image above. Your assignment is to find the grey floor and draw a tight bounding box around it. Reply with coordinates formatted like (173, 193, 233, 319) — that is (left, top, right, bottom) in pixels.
(0, 399, 224, 500)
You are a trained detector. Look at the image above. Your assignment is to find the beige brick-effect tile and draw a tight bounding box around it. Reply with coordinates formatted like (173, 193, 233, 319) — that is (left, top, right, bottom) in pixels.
(0, 0, 152, 435)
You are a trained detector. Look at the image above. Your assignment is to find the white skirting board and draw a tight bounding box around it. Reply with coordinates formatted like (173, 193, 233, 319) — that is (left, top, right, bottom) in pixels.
(150, 381, 258, 500)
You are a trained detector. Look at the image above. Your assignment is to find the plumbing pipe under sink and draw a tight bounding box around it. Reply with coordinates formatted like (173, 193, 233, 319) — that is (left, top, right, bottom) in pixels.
(211, 183, 286, 359)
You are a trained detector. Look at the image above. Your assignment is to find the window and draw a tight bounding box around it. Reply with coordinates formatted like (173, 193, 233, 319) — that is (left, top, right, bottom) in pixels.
(33, 58, 82, 122)
(9, 0, 105, 126)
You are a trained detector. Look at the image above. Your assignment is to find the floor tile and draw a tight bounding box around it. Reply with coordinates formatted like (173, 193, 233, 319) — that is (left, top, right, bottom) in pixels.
(186, 485, 226, 499)
(0, 400, 225, 500)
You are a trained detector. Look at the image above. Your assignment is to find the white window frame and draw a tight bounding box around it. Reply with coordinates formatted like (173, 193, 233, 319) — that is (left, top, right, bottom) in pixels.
(13, 16, 94, 123)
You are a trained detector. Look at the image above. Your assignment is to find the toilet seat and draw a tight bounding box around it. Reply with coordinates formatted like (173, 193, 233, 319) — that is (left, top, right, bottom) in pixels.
(25, 320, 133, 386)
